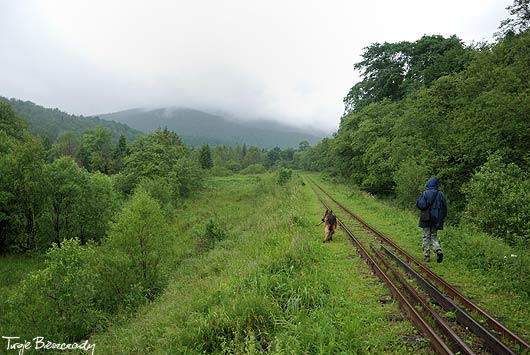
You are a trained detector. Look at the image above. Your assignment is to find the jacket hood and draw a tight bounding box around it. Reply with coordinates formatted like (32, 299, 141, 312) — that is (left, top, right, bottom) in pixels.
(426, 177, 439, 189)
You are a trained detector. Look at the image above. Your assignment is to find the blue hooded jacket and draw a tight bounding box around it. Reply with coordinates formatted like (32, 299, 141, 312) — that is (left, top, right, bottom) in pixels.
(416, 177, 447, 229)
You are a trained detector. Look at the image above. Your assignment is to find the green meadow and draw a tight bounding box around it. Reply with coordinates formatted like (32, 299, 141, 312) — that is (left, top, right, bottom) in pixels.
(77, 173, 428, 354)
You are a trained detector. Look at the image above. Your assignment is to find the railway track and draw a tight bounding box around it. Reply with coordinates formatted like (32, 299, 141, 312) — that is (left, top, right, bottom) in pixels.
(305, 176, 530, 355)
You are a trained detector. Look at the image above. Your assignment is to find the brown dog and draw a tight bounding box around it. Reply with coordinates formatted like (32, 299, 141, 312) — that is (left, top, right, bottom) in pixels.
(322, 209, 337, 242)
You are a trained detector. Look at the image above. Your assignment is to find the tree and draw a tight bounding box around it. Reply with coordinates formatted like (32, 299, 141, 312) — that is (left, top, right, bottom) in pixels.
(111, 134, 127, 173)
(266, 147, 282, 168)
(497, 0, 530, 37)
(9, 134, 49, 250)
(105, 190, 169, 298)
(48, 131, 79, 160)
(46, 157, 84, 246)
(77, 172, 119, 243)
(298, 140, 310, 151)
(343, 36, 470, 114)
(344, 41, 410, 113)
(0, 101, 27, 140)
(77, 127, 113, 173)
(117, 129, 187, 194)
(199, 144, 213, 169)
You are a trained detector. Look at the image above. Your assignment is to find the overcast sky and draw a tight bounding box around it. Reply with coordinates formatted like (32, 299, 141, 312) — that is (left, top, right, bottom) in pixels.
(0, 0, 511, 132)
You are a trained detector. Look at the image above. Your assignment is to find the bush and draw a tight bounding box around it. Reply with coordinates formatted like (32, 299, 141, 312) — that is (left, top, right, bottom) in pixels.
(393, 157, 429, 209)
(168, 157, 205, 198)
(276, 168, 293, 185)
(196, 219, 228, 252)
(462, 152, 530, 245)
(104, 190, 170, 300)
(8, 238, 103, 341)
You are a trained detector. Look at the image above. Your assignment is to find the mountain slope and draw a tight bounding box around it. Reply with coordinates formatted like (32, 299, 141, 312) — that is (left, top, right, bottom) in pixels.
(100, 108, 325, 148)
(1, 97, 142, 142)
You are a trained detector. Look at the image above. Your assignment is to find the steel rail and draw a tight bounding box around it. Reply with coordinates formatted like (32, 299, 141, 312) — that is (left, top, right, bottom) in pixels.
(370, 244, 476, 355)
(380, 244, 517, 355)
(307, 176, 530, 354)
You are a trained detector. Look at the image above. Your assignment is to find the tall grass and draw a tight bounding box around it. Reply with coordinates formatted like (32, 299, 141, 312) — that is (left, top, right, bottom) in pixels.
(89, 173, 427, 354)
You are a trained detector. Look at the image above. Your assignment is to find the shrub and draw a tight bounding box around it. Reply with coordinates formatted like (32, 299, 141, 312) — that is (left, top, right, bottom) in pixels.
(168, 156, 205, 198)
(196, 219, 228, 252)
(276, 168, 293, 185)
(8, 238, 103, 341)
(462, 152, 530, 245)
(393, 157, 429, 209)
(104, 190, 170, 299)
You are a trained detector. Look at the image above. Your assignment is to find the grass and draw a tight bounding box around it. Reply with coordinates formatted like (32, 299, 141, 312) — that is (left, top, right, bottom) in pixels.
(0, 253, 44, 335)
(87, 173, 429, 354)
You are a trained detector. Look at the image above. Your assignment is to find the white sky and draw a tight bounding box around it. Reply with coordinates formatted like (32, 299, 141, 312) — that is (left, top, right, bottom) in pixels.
(0, 0, 511, 132)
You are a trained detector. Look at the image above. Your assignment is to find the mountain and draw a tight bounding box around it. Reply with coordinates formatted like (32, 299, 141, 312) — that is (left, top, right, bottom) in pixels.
(1, 97, 142, 142)
(100, 108, 325, 148)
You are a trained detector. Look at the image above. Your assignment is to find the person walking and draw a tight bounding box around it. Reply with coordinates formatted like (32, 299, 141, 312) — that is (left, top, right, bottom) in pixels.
(322, 209, 337, 242)
(416, 177, 447, 263)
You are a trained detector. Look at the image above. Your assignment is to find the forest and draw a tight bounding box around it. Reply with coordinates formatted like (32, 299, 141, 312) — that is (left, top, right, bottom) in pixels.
(0, 1, 529, 353)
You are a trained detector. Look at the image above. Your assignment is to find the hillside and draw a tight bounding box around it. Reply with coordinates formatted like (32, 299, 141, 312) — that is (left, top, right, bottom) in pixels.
(1, 97, 142, 142)
(100, 108, 325, 148)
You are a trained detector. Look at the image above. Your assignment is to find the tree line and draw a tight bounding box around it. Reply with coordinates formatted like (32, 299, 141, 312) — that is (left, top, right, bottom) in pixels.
(0, 101, 306, 254)
(298, 2, 530, 246)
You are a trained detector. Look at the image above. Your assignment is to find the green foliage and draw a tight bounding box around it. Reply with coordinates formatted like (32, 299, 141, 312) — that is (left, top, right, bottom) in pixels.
(196, 219, 228, 252)
(104, 190, 170, 299)
(497, 0, 530, 37)
(1, 132, 48, 251)
(7, 238, 102, 341)
(117, 128, 187, 194)
(393, 158, 430, 208)
(80, 172, 119, 242)
(199, 144, 213, 169)
(344, 35, 470, 113)
(45, 157, 84, 245)
(276, 168, 293, 185)
(77, 127, 114, 173)
(462, 153, 530, 245)
(210, 166, 234, 176)
(135, 176, 174, 214)
(0, 100, 27, 140)
(47, 130, 79, 160)
(443, 227, 530, 298)
(168, 156, 205, 199)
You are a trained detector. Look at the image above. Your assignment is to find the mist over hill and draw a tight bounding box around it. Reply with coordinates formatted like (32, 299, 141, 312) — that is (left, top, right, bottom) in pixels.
(100, 108, 326, 148)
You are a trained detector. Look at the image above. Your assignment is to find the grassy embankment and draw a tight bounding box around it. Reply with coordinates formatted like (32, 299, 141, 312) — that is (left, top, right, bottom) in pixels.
(86, 173, 429, 354)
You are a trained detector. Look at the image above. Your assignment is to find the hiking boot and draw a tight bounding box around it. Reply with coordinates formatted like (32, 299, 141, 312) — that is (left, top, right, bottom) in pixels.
(437, 252, 443, 263)
(424, 256, 430, 262)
